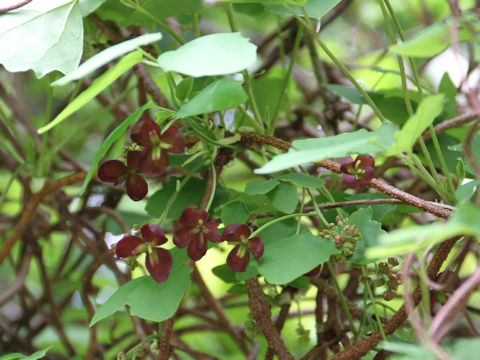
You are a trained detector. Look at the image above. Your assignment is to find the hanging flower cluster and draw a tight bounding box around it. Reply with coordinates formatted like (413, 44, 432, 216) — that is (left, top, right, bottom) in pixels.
(340, 155, 375, 190)
(98, 119, 185, 201)
(113, 207, 265, 284)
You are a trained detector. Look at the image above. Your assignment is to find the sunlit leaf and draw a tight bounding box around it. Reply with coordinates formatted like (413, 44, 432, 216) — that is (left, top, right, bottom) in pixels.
(0, 0, 83, 77)
(265, 0, 341, 20)
(157, 33, 257, 77)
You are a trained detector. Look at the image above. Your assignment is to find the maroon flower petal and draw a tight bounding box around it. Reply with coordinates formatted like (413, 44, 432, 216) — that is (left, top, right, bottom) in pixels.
(187, 236, 207, 261)
(126, 174, 148, 201)
(131, 119, 160, 147)
(205, 222, 222, 243)
(126, 151, 143, 171)
(360, 165, 374, 183)
(137, 148, 170, 177)
(340, 156, 355, 174)
(115, 235, 144, 258)
(227, 245, 250, 272)
(357, 155, 375, 169)
(179, 207, 207, 228)
(161, 125, 185, 154)
(146, 248, 173, 284)
(98, 160, 127, 183)
(222, 223, 251, 242)
(248, 236, 264, 259)
(342, 173, 361, 190)
(141, 224, 167, 245)
(173, 227, 192, 248)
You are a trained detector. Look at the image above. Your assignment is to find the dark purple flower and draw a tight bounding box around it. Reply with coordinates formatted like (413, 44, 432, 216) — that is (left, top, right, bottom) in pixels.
(340, 155, 375, 190)
(98, 151, 148, 201)
(131, 119, 185, 177)
(173, 207, 222, 261)
(115, 224, 172, 284)
(222, 223, 264, 272)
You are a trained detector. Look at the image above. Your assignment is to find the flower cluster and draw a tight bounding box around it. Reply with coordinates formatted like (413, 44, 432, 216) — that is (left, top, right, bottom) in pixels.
(340, 155, 375, 190)
(370, 257, 400, 301)
(113, 207, 265, 284)
(114, 224, 172, 284)
(320, 216, 361, 262)
(98, 119, 185, 201)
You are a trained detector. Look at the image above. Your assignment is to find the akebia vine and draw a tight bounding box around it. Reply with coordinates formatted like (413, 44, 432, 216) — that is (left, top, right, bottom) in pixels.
(1, 1, 479, 360)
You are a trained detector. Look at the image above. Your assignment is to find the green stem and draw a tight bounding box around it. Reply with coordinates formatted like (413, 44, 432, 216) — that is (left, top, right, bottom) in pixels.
(284, 4, 387, 123)
(361, 266, 387, 340)
(327, 262, 358, 338)
(192, 11, 200, 37)
(205, 163, 217, 212)
(249, 211, 319, 238)
(384, 0, 456, 200)
(270, 24, 304, 134)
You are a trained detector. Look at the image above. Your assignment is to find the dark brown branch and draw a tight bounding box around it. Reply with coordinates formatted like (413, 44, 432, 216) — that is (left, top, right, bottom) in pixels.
(245, 277, 294, 360)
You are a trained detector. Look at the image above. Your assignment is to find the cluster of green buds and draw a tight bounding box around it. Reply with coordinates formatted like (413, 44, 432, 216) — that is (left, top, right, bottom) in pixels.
(244, 313, 262, 338)
(374, 257, 400, 301)
(320, 216, 361, 262)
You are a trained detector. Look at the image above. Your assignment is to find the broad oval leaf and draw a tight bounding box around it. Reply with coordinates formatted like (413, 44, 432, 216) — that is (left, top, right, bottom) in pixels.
(258, 232, 340, 284)
(53, 33, 162, 86)
(0, 0, 83, 78)
(157, 32, 257, 77)
(90, 248, 191, 325)
(176, 77, 247, 118)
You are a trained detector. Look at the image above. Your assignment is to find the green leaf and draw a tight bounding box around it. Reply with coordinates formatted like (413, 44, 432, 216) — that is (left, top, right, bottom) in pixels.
(387, 94, 444, 155)
(220, 0, 302, 3)
(157, 33, 257, 77)
(245, 179, 279, 195)
(366, 205, 480, 258)
(0, 0, 83, 78)
(389, 22, 450, 58)
(212, 264, 238, 284)
(221, 201, 250, 225)
(256, 123, 397, 174)
(90, 248, 191, 325)
(265, 0, 342, 20)
(381, 341, 436, 359)
(258, 232, 340, 284)
(53, 33, 162, 86)
(277, 173, 325, 188)
(438, 72, 458, 119)
(323, 84, 367, 104)
(348, 208, 386, 264)
(123, 0, 203, 26)
(455, 180, 478, 204)
(38, 51, 143, 134)
(79, 0, 106, 16)
(176, 77, 248, 118)
(452, 338, 480, 360)
(0, 347, 51, 360)
(266, 182, 298, 213)
(145, 177, 205, 219)
(176, 77, 195, 101)
(80, 102, 153, 194)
